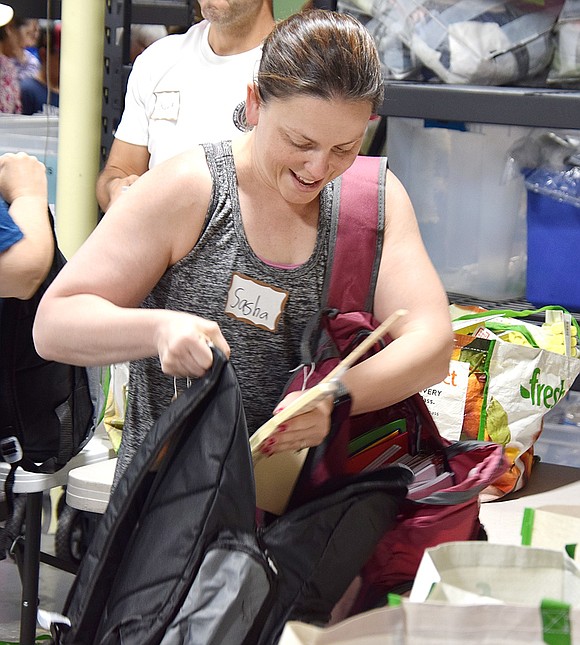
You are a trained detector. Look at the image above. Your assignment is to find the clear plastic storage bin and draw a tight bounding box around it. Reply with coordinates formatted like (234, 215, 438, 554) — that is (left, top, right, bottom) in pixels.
(386, 117, 529, 299)
(535, 392, 580, 468)
(0, 115, 58, 207)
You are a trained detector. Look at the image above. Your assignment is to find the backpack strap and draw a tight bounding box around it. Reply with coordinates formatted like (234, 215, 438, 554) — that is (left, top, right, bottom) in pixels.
(323, 155, 387, 313)
(1, 207, 93, 488)
(0, 208, 62, 473)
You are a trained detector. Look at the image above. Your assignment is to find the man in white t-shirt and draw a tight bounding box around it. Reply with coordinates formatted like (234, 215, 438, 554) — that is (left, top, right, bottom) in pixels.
(96, 0, 275, 211)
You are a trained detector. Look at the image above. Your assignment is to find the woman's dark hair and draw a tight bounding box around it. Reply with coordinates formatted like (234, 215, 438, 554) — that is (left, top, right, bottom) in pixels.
(38, 21, 61, 55)
(257, 9, 384, 112)
(0, 16, 34, 42)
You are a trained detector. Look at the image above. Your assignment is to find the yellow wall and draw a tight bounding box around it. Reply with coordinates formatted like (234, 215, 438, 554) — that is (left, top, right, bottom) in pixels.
(274, 0, 308, 20)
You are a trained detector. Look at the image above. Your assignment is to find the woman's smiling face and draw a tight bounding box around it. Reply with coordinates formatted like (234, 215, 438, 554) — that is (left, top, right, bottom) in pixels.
(246, 87, 373, 205)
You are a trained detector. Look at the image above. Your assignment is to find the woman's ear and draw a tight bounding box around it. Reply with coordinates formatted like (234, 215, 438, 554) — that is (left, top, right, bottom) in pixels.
(245, 83, 261, 127)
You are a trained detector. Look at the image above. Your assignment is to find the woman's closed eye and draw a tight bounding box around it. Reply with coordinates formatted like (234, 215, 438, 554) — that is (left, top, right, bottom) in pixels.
(333, 145, 355, 156)
(291, 140, 314, 151)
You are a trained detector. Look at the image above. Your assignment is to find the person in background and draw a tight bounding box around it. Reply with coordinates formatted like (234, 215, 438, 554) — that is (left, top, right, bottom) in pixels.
(127, 24, 168, 62)
(12, 16, 40, 79)
(0, 152, 53, 299)
(0, 15, 41, 84)
(96, 0, 275, 211)
(22, 17, 40, 60)
(34, 10, 453, 486)
(20, 21, 60, 115)
(0, 4, 21, 113)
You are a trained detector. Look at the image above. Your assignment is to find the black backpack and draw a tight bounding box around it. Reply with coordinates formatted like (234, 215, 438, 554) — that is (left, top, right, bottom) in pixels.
(0, 207, 95, 517)
(53, 348, 411, 644)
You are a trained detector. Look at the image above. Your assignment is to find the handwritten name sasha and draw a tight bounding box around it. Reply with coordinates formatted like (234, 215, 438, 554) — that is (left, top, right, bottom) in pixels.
(228, 288, 270, 322)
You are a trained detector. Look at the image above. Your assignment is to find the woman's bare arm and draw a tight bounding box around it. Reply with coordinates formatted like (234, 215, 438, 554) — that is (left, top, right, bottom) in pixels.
(34, 148, 230, 372)
(0, 153, 54, 299)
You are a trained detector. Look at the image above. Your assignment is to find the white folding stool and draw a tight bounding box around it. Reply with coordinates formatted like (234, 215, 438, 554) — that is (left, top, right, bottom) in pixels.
(66, 457, 116, 515)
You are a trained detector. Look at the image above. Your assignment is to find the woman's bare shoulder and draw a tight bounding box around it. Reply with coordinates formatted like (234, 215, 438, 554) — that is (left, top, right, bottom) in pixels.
(150, 145, 212, 199)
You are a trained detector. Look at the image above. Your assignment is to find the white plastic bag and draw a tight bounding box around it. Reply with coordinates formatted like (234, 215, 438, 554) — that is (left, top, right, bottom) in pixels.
(548, 0, 580, 84)
(397, 0, 560, 84)
(279, 584, 580, 644)
(411, 541, 580, 606)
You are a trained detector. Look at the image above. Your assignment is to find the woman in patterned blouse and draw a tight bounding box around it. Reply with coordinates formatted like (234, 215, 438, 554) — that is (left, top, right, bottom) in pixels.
(0, 5, 22, 114)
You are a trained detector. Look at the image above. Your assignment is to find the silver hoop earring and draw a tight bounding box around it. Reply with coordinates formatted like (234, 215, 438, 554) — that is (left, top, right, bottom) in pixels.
(233, 101, 253, 133)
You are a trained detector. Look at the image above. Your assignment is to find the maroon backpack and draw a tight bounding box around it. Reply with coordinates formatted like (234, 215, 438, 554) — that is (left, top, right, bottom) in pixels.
(280, 155, 508, 612)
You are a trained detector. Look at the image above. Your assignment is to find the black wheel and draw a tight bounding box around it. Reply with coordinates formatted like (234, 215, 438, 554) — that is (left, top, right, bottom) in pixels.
(0, 494, 27, 559)
(9, 493, 27, 535)
(55, 503, 95, 564)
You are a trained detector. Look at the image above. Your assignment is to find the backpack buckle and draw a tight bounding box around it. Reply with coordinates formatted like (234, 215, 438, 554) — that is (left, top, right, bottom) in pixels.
(0, 436, 23, 464)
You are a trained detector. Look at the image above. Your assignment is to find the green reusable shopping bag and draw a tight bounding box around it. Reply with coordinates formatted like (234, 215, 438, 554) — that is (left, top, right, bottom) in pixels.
(420, 306, 580, 499)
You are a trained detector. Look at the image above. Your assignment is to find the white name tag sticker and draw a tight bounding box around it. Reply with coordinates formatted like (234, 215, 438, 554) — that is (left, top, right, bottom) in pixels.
(225, 272, 288, 332)
(151, 91, 180, 121)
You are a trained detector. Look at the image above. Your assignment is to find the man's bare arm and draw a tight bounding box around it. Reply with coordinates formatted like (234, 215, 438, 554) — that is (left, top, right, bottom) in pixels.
(96, 139, 151, 211)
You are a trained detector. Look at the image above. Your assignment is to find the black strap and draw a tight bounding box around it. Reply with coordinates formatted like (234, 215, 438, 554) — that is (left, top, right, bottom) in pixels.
(3, 462, 16, 516)
(0, 463, 18, 561)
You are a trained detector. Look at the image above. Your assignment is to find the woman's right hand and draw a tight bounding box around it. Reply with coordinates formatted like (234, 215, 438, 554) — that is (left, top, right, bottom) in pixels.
(155, 312, 230, 377)
(0, 152, 48, 203)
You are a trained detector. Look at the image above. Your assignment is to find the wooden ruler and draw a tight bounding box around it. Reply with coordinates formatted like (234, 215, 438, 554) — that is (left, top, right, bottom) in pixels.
(251, 308, 407, 514)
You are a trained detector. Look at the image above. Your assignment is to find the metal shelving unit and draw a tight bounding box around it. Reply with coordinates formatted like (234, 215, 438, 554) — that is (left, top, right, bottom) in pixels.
(369, 80, 580, 155)
(101, 0, 197, 165)
(19, 0, 194, 24)
(16, 0, 60, 18)
(380, 81, 580, 130)
(18, 0, 197, 165)
(376, 81, 580, 324)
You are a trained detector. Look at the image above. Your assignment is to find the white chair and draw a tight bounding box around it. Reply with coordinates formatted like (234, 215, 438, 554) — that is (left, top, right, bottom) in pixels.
(0, 428, 115, 645)
(66, 457, 116, 515)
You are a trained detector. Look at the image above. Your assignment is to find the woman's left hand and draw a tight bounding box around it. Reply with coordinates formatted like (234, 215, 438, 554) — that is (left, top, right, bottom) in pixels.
(259, 390, 334, 456)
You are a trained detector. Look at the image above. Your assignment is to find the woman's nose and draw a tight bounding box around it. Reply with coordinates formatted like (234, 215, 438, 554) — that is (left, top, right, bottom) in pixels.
(303, 151, 331, 179)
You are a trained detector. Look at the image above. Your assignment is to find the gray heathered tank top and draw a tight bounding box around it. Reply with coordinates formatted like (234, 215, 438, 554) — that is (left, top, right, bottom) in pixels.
(116, 140, 332, 482)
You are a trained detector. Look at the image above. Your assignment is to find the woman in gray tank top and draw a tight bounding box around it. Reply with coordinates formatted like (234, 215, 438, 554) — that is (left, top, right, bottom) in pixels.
(34, 11, 453, 484)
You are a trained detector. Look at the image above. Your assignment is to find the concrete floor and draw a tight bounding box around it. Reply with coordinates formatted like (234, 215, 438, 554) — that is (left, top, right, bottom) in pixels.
(0, 493, 76, 643)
